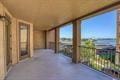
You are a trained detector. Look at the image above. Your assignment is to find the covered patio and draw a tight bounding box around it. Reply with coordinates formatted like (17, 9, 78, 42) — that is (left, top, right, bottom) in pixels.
(5, 50, 113, 80)
(0, 0, 120, 80)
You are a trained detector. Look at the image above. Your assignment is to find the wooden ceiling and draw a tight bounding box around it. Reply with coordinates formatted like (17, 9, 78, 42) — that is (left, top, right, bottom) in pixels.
(1, 0, 119, 30)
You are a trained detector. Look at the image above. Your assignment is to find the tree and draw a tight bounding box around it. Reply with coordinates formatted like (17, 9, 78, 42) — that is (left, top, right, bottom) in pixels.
(84, 39, 95, 48)
(81, 39, 96, 63)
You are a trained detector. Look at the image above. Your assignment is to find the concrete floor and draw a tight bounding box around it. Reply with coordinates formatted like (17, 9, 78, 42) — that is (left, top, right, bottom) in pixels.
(5, 49, 115, 80)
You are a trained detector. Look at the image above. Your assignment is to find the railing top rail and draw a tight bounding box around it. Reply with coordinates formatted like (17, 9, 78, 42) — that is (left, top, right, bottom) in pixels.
(79, 45, 120, 54)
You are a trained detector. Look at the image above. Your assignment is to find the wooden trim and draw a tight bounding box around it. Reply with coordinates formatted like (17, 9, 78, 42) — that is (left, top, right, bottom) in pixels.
(5, 12, 12, 70)
(116, 9, 119, 48)
(48, 1, 120, 31)
(19, 22, 30, 60)
(55, 29, 57, 53)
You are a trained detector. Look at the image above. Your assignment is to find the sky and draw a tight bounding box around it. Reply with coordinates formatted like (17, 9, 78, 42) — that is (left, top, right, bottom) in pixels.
(60, 24, 73, 38)
(60, 10, 117, 39)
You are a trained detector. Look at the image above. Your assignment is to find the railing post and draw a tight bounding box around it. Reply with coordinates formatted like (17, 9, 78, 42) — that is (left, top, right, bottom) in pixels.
(55, 28, 59, 53)
(72, 20, 81, 63)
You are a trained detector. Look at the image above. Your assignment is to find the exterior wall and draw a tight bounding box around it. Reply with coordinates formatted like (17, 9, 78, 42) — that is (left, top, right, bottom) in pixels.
(11, 18, 18, 64)
(4, 7, 19, 65)
(0, 3, 6, 80)
(0, 2, 34, 80)
(34, 30, 45, 49)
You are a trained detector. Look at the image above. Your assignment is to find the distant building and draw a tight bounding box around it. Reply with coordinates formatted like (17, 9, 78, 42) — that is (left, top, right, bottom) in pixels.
(96, 45, 116, 55)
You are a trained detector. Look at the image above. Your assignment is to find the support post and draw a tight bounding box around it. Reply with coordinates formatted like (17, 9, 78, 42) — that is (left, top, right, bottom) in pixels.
(55, 28, 59, 53)
(44, 30, 48, 49)
(116, 9, 120, 65)
(72, 20, 81, 63)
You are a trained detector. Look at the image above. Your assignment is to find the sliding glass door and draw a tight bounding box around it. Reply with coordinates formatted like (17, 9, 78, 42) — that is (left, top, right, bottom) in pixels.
(19, 23, 30, 60)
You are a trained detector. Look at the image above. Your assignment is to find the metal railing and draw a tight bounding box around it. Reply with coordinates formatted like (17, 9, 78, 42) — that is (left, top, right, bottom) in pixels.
(80, 46, 120, 79)
(59, 44, 120, 79)
(56, 42, 120, 79)
(49, 42, 55, 50)
(59, 43, 72, 57)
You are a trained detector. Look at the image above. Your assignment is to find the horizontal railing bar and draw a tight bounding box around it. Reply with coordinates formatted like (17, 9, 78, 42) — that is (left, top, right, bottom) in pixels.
(80, 46, 120, 79)
(80, 45, 120, 54)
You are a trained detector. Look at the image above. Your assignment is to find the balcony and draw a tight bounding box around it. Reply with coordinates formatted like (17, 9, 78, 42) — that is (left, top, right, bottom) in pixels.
(5, 49, 114, 80)
(0, 1, 120, 80)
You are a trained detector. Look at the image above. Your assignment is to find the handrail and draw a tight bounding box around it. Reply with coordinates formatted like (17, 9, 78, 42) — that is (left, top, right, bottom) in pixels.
(79, 45, 120, 54)
(59, 44, 120, 78)
(80, 46, 120, 79)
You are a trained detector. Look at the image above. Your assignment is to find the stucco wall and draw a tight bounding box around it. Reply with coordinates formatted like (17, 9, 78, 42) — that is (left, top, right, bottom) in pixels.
(33, 30, 56, 50)
(0, 2, 34, 80)
(0, 3, 6, 80)
(34, 30, 45, 49)
(47, 30, 55, 50)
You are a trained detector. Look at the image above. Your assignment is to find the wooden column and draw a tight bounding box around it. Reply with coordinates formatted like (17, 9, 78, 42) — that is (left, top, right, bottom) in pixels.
(72, 20, 81, 63)
(116, 9, 120, 65)
(44, 30, 48, 49)
(55, 28, 59, 53)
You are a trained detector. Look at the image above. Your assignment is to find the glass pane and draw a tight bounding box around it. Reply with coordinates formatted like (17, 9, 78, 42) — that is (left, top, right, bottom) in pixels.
(20, 26, 28, 57)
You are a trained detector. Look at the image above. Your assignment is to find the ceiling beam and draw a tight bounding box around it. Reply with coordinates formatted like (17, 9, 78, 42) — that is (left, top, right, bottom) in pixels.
(48, 1, 120, 31)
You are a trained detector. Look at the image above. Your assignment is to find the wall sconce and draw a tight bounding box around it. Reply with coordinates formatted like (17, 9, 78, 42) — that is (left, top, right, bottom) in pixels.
(0, 14, 11, 23)
(0, 15, 7, 21)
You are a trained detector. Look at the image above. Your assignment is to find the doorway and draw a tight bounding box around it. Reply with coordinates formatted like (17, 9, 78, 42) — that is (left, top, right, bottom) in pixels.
(5, 13, 12, 70)
(19, 22, 30, 60)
